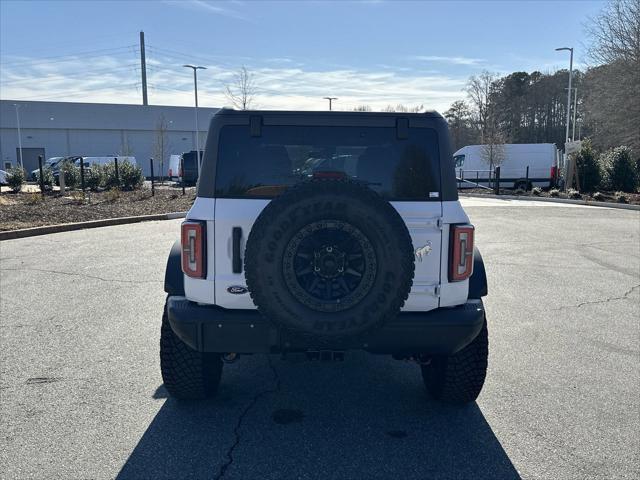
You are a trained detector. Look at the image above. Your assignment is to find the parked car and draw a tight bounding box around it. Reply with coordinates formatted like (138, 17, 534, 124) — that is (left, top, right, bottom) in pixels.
(0, 169, 7, 185)
(161, 109, 489, 405)
(29, 156, 65, 181)
(453, 143, 559, 189)
(177, 150, 201, 186)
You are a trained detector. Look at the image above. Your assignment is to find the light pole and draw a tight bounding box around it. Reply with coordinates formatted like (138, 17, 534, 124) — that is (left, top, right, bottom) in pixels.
(572, 86, 578, 141)
(555, 47, 573, 145)
(183, 64, 206, 176)
(323, 97, 338, 111)
(14, 104, 23, 169)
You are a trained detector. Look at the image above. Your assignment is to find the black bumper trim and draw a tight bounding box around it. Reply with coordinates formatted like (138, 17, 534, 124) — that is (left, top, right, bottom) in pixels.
(166, 297, 485, 355)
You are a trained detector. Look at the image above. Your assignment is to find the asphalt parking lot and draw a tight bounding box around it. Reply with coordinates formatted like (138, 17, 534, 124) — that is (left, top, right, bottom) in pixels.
(1, 198, 638, 480)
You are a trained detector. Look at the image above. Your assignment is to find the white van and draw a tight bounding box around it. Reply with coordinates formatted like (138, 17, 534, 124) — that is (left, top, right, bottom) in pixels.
(453, 144, 558, 189)
(168, 154, 181, 180)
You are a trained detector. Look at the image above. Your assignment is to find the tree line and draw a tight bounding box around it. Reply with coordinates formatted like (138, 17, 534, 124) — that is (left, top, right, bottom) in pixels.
(446, 0, 639, 158)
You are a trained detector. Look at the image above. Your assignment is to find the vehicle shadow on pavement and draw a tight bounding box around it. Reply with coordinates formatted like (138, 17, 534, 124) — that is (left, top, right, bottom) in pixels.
(117, 353, 520, 480)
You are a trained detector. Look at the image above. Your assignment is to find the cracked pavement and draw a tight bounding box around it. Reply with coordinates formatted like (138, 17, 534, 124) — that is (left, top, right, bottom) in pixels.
(1, 198, 639, 479)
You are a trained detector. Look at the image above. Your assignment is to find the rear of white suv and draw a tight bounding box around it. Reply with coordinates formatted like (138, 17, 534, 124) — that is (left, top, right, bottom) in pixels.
(161, 110, 488, 404)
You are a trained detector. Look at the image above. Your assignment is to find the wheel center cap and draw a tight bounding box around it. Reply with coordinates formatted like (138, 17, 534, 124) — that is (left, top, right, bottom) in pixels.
(314, 246, 345, 278)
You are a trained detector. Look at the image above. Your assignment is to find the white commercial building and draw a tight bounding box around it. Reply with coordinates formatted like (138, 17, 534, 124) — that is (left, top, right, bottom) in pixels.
(0, 100, 219, 176)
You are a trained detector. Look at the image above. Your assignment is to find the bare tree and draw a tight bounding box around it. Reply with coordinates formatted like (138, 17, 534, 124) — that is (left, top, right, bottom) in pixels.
(586, 0, 640, 69)
(481, 123, 506, 180)
(224, 66, 256, 110)
(466, 71, 500, 142)
(383, 103, 424, 113)
(583, 0, 640, 152)
(153, 114, 170, 183)
(353, 105, 372, 112)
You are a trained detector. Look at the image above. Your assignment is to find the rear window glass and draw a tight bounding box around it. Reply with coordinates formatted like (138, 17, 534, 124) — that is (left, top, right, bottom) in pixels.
(214, 125, 440, 200)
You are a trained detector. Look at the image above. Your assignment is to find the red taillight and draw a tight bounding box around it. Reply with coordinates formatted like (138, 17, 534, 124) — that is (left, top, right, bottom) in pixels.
(449, 224, 474, 282)
(168, 168, 173, 177)
(550, 165, 558, 180)
(181, 221, 206, 278)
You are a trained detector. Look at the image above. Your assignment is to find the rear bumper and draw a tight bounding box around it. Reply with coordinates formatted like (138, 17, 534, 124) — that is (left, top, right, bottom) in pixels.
(166, 297, 485, 355)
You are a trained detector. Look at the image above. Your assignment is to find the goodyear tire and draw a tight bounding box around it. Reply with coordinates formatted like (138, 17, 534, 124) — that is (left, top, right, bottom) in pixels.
(245, 179, 414, 344)
(160, 298, 223, 400)
(421, 319, 488, 404)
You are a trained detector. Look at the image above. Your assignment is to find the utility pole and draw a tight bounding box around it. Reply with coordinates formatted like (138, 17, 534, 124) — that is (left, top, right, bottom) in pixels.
(14, 104, 23, 169)
(323, 97, 338, 111)
(555, 47, 573, 145)
(140, 31, 148, 106)
(183, 64, 206, 176)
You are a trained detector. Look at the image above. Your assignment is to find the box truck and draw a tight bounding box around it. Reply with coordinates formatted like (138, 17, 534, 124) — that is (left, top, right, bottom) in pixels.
(453, 143, 558, 189)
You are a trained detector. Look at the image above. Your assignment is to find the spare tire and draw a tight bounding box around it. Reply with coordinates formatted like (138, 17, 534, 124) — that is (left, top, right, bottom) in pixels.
(245, 179, 414, 343)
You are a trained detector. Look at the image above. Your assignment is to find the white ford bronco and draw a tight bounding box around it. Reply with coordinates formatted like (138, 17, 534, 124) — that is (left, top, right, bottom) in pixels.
(162, 109, 488, 405)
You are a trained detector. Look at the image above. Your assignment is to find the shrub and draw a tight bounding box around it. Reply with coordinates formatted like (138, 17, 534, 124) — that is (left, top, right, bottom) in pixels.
(103, 162, 120, 189)
(25, 193, 43, 205)
(592, 191, 605, 201)
(532, 187, 542, 196)
(61, 162, 80, 189)
(104, 188, 120, 203)
(119, 161, 144, 190)
(574, 139, 602, 192)
(567, 188, 581, 199)
(549, 188, 560, 197)
(600, 146, 638, 192)
(615, 191, 628, 203)
(35, 167, 54, 190)
(6, 167, 25, 193)
(85, 164, 105, 191)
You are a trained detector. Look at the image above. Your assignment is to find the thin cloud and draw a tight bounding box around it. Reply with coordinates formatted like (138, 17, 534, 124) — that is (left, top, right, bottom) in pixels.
(410, 55, 485, 66)
(0, 53, 469, 112)
(163, 0, 252, 22)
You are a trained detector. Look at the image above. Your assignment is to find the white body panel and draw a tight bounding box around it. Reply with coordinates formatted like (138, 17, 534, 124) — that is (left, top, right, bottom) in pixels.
(180, 197, 472, 313)
(454, 143, 556, 188)
(168, 155, 181, 179)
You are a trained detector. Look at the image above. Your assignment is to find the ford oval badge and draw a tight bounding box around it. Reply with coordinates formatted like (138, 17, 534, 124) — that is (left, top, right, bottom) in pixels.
(227, 285, 249, 295)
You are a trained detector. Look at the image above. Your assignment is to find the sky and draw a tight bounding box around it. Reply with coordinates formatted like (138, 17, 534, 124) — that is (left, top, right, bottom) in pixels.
(0, 0, 606, 112)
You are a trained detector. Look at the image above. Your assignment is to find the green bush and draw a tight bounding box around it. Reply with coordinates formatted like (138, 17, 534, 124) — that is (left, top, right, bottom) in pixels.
(61, 162, 80, 189)
(592, 191, 605, 201)
(85, 164, 105, 191)
(532, 187, 542, 196)
(615, 191, 629, 203)
(549, 188, 560, 197)
(119, 161, 144, 190)
(102, 162, 120, 189)
(567, 188, 581, 199)
(35, 167, 54, 189)
(6, 167, 25, 193)
(600, 146, 638, 192)
(574, 139, 601, 192)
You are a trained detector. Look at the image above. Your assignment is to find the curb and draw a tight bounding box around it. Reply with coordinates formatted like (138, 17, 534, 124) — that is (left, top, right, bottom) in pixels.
(0, 211, 187, 241)
(459, 193, 640, 211)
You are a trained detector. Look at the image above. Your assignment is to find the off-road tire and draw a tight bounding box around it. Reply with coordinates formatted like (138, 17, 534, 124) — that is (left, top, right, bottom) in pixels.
(421, 319, 488, 404)
(160, 300, 223, 400)
(245, 178, 414, 345)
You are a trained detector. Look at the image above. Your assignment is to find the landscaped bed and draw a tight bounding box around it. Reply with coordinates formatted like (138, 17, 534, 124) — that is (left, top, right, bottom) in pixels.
(0, 187, 195, 231)
(461, 188, 640, 206)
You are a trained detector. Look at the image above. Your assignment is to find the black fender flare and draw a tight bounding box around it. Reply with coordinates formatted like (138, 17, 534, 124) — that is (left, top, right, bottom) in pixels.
(469, 246, 488, 299)
(164, 240, 185, 296)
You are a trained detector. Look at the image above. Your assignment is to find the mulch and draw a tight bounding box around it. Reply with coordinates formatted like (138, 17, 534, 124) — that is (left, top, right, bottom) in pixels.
(463, 188, 640, 205)
(0, 187, 195, 231)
